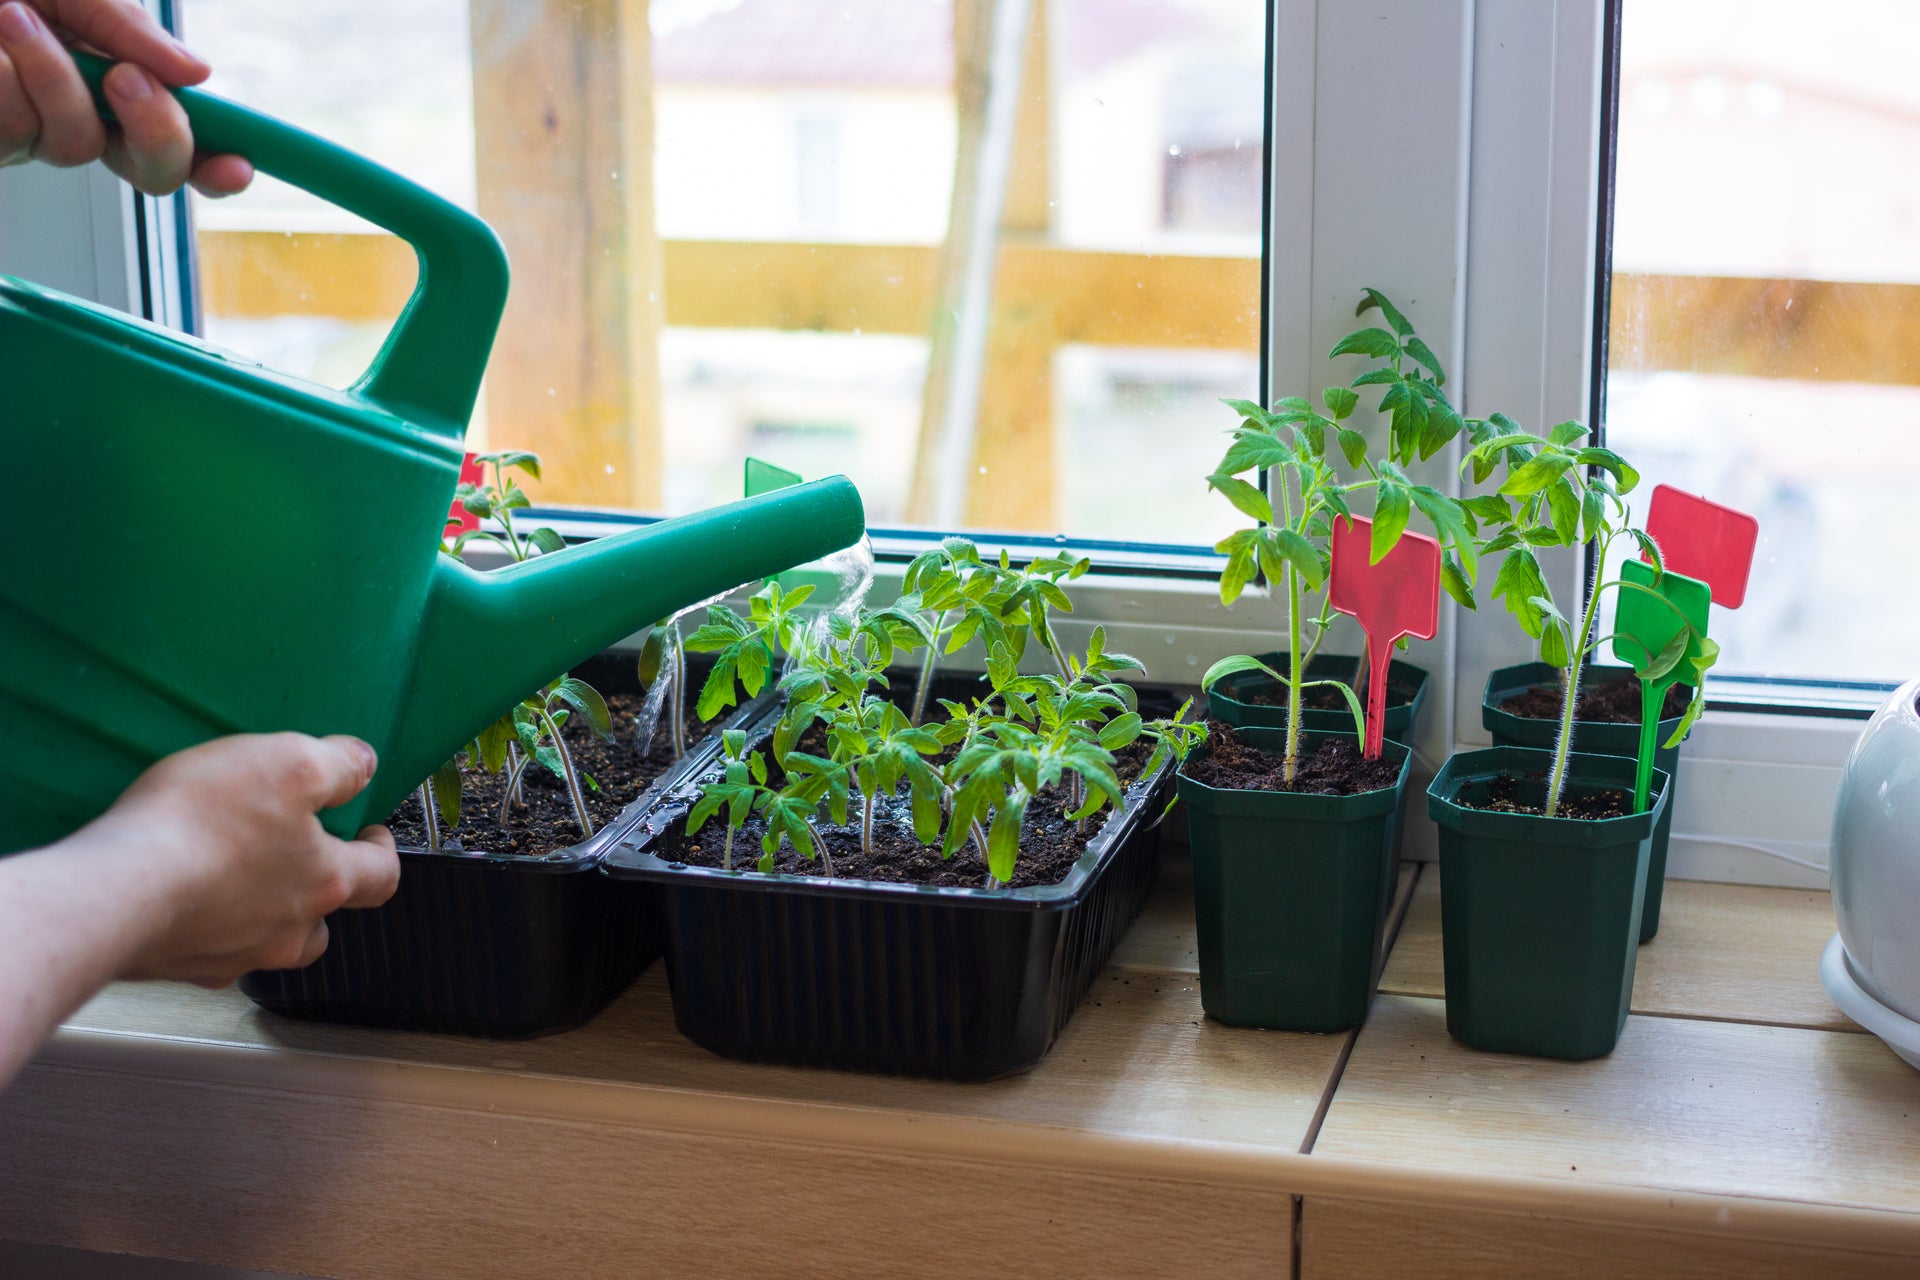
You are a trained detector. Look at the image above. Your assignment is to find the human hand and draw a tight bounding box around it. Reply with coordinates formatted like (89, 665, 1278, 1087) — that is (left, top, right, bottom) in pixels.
(0, 0, 251, 196)
(90, 732, 400, 986)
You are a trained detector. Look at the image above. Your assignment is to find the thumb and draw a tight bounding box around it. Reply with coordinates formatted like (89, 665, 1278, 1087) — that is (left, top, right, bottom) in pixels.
(299, 735, 380, 811)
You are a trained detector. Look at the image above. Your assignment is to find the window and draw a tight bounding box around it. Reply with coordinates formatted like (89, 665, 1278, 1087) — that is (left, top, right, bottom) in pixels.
(1599, 0, 1915, 693)
(181, 0, 1266, 546)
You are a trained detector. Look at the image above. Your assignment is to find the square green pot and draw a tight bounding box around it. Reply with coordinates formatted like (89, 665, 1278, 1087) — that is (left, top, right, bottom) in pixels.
(1427, 747, 1669, 1060)
(1177, 729, 1412, 1032)
(1482, 662, 1688, 942)
(1206, 652, 1428, 738)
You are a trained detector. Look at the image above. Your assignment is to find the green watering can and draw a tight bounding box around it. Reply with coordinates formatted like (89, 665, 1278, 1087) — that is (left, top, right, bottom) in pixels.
(0, 56, 865, 854)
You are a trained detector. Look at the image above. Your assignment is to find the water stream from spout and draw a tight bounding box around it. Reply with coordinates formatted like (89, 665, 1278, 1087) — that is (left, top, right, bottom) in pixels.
(787, 535, 877, 677)
(635, 588, 733, 761)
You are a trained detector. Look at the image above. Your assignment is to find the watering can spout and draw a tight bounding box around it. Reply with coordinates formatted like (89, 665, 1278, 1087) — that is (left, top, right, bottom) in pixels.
(381, 476, 865, 811)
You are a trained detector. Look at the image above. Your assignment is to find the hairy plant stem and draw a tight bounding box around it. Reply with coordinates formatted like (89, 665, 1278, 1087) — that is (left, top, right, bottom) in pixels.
(1284, 566, 1304, 786)
(499, 745, 530, 825)
(416, 784, 441, 849)
(537, 707, 595, 839)
(971, 818, 997, 889)
(806, 823, 836, 878)
(908, 609, 950, 726)
(668, 625, 688, 759)
(1545, 564, 1609, 818)
(860, 778, 876, 860)
(723, 823, 734, 872)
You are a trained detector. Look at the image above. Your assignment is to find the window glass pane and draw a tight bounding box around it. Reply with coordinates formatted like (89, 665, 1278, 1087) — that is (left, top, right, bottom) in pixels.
(1605, 0, 1918, 681)
(184, 0, 1264, 545)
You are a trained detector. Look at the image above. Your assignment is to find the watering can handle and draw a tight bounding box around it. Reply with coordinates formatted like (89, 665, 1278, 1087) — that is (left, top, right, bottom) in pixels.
(72, 52, 506, 438)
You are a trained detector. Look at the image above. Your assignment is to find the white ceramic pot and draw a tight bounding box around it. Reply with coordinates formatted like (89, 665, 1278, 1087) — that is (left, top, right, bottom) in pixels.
(1832, 677, 1920, 1021)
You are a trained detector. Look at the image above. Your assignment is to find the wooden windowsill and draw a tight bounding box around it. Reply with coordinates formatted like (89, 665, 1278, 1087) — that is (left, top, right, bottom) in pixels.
(3, 859, 1918, 1279)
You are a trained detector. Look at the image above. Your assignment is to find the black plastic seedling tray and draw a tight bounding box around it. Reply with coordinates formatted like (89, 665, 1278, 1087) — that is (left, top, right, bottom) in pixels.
(239, 840, 660, 1038)
(603, 682, 1182, 1079)
(239, 653, 752, 1039)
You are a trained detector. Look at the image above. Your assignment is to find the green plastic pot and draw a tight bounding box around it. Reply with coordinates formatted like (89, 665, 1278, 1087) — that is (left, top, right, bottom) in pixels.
(1177, 729, 1412, 1032)
(1207, 652, 1428, 738)
(1482, 662, 1688, 942)
(1427, 747, 1670, 1060)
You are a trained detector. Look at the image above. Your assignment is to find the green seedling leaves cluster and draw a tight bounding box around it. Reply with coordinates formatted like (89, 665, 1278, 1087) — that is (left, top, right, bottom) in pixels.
(1462, 421, 1717, 815)
(444, 451, 568, 564)
(1201, 290, 1473, 784)
(685, 557, 1208, 889)
(1197, 287, 1720, 816)
(412, 450, 622, 850)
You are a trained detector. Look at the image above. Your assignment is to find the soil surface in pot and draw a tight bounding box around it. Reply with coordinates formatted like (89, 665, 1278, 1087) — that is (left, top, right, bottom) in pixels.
(1456, 771, 1632, 821)
(654, 740, 1154, 891)
(1501, 674, 1689, 723)
(1183, 723, 1401, 795)
(387, 655, 722, 858)
(1237, 671, 1419, 711)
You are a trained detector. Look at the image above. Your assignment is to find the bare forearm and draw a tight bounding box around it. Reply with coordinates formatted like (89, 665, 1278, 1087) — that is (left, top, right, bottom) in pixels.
(0, 835, 166, 1086)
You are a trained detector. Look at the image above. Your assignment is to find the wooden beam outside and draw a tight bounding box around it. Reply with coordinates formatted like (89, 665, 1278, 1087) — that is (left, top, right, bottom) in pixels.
(468, 0, 665, 509)
(968, 0, 1057, 529)
(197, 232, 1260, 351)
(1609, 272, 1920, 386)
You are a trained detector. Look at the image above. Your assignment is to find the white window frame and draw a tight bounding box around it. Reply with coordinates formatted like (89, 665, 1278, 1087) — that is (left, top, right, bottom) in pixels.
(0, 0, 1861, 888)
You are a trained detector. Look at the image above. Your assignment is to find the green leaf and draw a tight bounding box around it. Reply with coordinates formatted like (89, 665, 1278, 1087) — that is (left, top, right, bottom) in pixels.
(1546, 478, 1581, 545)
(527, 526, 567, 556)
(1499, 451, 1575, 497)
(1301, 679, 1368, 744)
(1216, 433, 1294, 476)
(1324, 386, 1359, 420)
(1218, 548, 1257, 607)
(1462, 494, 1512, 524)
(1220, 397, 1268, 426)
(1581, 484, 1606, 544)
(696, 654, 739, 721)
(1268, 528, 1326, 590)
(1409, 485, 1471, 552)
(1336, 427, 1369, 470)
(1631, 527, 1663, 573)
(1549, 420, 1589, 447)
(429, 760, 462, 830)
(1664, 690, 1707, 750)
(1356, 288, 1413, 337)
(1371, 482, 1412, 564)
(474, 715, 513, 774)
(1440, 553, 1475, 610)
(1098, 711, 1144, 750)
(987, 790, 1028, 884)
(1404, 336, 1446, 385)
(552, 677, 613, 740)
(1207, 473, 1273, 524)
(1200, 654, 1284, 691)
(1575, 446, 1639, 493)
(1330, 326, 1401, 360)
(1539, 616, 1570, 668)
(499, 451, 543, 480)
(637, 627, 667, 688)
(1491, 549, 1550, 637)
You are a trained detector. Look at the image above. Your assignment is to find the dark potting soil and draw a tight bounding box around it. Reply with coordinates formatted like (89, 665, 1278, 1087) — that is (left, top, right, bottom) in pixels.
(1241, 673, 1420, 711)
(386, 689, 719, 858)
(1182, 722, 1402, 796)
(1500, 673, 1689, 724)
(654, 740, 1154, 891)
(1458, 771, 1632, 821)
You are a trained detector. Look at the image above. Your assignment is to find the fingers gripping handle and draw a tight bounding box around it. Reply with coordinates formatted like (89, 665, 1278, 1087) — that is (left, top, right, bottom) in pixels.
(72, 52, 507, 436)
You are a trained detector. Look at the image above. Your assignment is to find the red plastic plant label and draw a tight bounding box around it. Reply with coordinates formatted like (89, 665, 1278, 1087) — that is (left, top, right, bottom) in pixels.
(1329, 515, 1440, 758)
(445, 452, 486, 538)
(1644, 483, 1758, 609)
